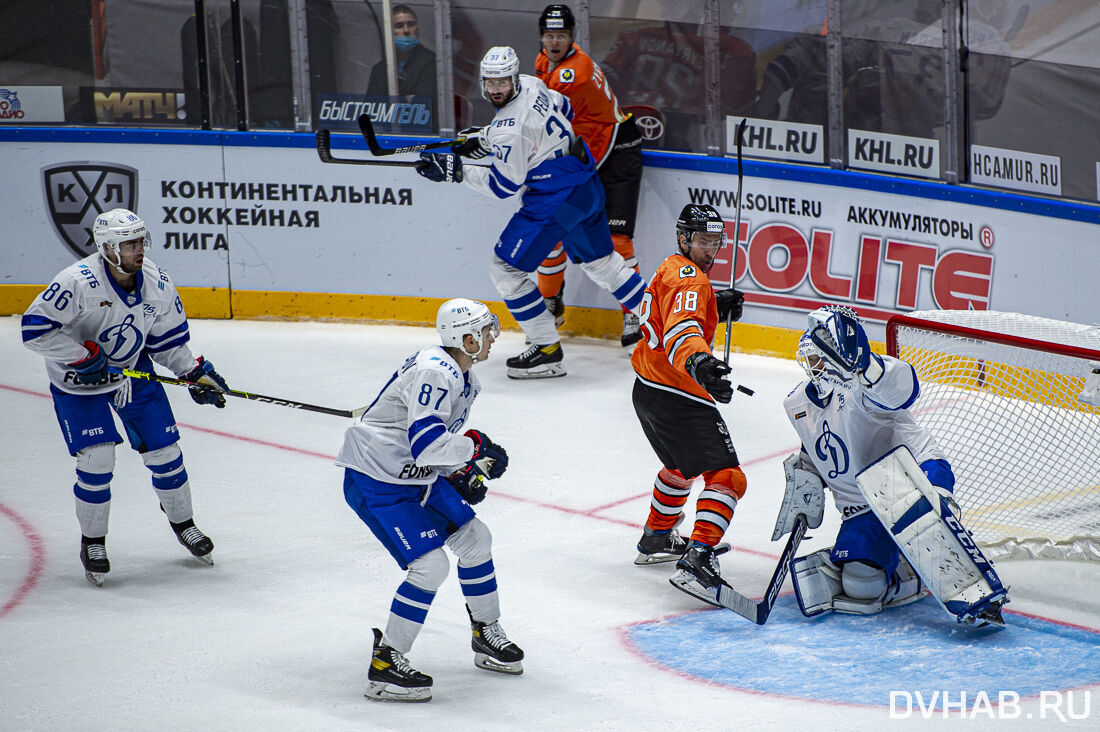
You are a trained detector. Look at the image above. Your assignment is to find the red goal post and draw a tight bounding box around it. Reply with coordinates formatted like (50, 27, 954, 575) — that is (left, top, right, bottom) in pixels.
(886, 310, 1100, 561)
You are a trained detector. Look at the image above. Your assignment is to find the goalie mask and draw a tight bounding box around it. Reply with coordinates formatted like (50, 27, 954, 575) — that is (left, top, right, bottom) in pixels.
(92, 208, 151, 273)
(437, 298, 500, 361)
(479, 46, 521, 103)
(797, 306, 863, 394)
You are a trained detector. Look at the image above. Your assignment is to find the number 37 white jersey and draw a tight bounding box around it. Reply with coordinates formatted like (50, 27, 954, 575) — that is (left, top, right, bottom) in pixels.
(337, 347, 480, 485)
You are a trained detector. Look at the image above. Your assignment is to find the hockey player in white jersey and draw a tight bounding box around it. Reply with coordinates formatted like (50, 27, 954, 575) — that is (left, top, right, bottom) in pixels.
(777, 306, 1008, 627)
(337, 299, 523, 702)
(416, 46, 647, 379)
(21, 208, 229, 586)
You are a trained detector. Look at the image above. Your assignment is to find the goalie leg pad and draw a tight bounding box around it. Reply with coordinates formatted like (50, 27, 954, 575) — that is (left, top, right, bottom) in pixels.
(856, 446, 1009, 626)
(791, 549, 842, 617)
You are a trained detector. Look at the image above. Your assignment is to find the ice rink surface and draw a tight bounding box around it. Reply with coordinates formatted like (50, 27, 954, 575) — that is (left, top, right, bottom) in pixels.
(1, 317, 1097, 730)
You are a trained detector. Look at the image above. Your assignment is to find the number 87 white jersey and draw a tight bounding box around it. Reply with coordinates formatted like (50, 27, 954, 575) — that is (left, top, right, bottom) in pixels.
(336, 346, 482, 485)
(462, 74, 577, 200)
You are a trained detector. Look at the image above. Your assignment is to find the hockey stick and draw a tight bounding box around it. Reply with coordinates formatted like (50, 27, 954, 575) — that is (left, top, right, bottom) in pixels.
(714, 514, 807, 624)
(315, 129, 421, 167)
(109, 367, 368, 418)
(358, 113, 466, 156)
(722, 117, 748, 366)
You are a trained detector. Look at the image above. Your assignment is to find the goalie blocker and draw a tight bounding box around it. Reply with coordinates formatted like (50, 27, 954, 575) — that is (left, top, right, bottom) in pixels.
(855, 445, 1008, 627)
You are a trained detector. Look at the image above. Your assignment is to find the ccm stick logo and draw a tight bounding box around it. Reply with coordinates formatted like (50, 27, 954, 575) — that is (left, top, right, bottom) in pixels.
(711, 221, 993, 312)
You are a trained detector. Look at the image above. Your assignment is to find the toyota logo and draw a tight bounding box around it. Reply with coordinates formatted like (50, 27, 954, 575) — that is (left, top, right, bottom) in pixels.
(635, 114, 664, 141)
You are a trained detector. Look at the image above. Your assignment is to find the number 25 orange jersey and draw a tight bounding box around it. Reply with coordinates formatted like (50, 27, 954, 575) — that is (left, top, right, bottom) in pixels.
(536, 44, 628, 165)
(630, 253, 719, 404)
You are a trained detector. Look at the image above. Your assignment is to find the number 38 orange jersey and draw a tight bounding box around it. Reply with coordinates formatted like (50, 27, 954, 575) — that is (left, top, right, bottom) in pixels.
(630, 253, 719, 403)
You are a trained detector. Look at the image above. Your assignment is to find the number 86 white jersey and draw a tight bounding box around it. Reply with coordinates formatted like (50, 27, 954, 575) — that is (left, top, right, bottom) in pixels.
(337, 347, 481, 485)
(21, 254, 199, 395)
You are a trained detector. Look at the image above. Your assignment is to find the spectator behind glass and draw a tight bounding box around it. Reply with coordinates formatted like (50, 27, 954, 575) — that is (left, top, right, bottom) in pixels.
(367, 4, 438, 115)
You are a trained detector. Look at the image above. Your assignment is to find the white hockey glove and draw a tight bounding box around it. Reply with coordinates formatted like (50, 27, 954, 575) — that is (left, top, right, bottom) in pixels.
(112, 376, 132, 409)
(772, 452, 826, 541)
(451, 127, 492, 160)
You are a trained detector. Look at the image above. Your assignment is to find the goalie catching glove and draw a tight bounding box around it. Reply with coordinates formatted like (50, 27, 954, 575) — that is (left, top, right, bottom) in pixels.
(772, 452, 826, 541)
(685, 352, 733, 403)
(416, 152, 463, 183)
(465, 429, 508, 479)
(181, 357, 229, 408)
(451, 127, 492, 160)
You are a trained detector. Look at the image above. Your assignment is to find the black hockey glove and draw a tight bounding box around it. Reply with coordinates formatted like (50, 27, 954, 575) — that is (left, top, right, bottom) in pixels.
(465, 429, 508, 479)
(69, 340, 109, 384)
(451, 127, 492, 160)
(446, 465, 488, 505)
(182, 357, 229, 408)
(416, 152, 463, 183)
(685, 352, 734, 403)
(715, 288, 745, 322)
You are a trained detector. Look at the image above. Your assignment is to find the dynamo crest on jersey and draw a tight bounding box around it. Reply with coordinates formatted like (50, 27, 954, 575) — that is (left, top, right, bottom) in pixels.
(558, 68, 574, 83)
(43, 163, 139, 259)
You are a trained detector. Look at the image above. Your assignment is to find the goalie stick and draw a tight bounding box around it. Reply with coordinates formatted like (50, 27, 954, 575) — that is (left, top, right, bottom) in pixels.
(315, 129, 420, 167)
(358, 113, 467, 156)
(109, 366, 368, 418)
(712, 515, 808, 624)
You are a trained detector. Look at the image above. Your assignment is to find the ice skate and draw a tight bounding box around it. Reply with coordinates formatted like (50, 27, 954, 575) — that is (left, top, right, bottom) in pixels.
(669, 542, 728, 607)
(506, 342, 566, 379)
(80, 537, 110, 587)
(621, 312, 643, 347)
(968, 598, 1008, 628)
(468, 606, 524, 675)
(544, 293, 565, 329)
(170, 518, 214, 565)
(365, 628, 433, 702)
(635, 525, 731, 565)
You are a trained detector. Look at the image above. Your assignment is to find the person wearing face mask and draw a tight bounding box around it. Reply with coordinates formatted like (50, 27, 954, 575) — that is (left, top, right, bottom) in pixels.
(367, 4, 438, 123)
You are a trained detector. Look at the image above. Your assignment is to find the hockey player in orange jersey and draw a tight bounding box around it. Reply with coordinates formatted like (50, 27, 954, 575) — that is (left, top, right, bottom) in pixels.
(534, 4, 645, 347)
(630, 203, 748, 606)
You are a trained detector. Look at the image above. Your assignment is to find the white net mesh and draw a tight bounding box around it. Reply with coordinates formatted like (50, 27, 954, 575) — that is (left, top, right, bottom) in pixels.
(888, 310, 1100, 561)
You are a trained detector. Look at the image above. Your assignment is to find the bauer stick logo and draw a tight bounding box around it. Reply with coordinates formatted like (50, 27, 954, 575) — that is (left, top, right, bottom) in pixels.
(43, 162, 139, 259)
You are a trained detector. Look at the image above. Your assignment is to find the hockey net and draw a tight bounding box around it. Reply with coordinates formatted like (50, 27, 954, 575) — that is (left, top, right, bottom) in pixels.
(886, 310, 1100, 561)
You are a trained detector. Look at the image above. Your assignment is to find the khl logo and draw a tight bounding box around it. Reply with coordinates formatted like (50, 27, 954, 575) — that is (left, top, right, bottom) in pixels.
(42, 162, 139, 258)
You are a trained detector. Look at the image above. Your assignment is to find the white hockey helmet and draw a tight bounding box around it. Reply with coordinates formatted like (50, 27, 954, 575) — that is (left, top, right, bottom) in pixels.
(92, 208, 150, 269)
(479, 46, 521, 102)
(437, 298, 500, 360)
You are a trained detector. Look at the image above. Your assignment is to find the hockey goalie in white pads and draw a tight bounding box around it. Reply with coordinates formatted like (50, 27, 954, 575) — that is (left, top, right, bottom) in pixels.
(781, 306, 1007, 627)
